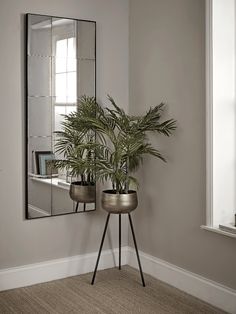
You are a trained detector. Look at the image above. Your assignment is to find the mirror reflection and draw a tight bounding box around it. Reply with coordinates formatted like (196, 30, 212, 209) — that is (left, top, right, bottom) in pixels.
(26, 14, 96, 219)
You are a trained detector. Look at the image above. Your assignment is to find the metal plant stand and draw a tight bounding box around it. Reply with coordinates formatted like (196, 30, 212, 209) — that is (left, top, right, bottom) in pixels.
(75, 202, 86, 212)
(91, 213, 145, 287)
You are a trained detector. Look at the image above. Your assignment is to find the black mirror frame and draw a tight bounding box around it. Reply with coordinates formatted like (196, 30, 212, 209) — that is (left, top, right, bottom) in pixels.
(25, 13, 96, 219)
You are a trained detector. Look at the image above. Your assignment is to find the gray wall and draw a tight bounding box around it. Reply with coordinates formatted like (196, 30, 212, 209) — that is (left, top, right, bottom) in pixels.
(0, 0, 129, 269)
(129, 0, 236, 289)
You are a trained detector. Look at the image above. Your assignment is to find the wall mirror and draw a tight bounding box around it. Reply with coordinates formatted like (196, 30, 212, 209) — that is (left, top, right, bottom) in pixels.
(25, 13, 96, 219)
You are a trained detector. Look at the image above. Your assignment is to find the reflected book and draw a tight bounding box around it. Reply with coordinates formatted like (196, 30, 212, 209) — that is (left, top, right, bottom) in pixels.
(32, 151, 58, 176)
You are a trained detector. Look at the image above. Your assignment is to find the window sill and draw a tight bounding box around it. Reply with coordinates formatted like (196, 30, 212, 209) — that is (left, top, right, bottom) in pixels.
(201, 225, 236, 239)
(30, 176, 70, 191)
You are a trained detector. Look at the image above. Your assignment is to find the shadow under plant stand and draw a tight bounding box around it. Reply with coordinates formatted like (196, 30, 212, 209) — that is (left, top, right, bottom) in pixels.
(91, 213, 146, 287)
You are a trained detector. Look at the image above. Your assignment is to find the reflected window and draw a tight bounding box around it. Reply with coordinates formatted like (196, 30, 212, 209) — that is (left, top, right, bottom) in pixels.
(54, 37, 77, 132)
(55, 37, 76, 103)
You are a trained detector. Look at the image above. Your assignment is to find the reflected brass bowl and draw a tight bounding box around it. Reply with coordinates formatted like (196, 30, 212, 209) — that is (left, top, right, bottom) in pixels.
(102, 190, 138, 214)
(69, 181, 96, 203)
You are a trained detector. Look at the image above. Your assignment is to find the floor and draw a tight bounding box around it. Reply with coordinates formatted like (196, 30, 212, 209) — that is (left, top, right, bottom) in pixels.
(0, 266, 227, 313)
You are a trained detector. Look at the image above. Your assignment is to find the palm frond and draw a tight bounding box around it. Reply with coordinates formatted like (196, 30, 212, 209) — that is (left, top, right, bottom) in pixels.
(54, 94, 176, 192)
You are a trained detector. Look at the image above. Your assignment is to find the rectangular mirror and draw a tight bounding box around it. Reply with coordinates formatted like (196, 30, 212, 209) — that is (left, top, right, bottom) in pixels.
(25, 14, 96, 219)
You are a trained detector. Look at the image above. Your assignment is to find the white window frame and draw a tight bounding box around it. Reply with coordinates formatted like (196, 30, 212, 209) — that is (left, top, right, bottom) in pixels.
(203, 0, 236, 238)
(206, 0, 214, 227)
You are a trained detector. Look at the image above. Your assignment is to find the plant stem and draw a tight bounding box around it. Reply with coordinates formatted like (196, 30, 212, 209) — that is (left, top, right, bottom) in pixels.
(125, 157, 129, 193)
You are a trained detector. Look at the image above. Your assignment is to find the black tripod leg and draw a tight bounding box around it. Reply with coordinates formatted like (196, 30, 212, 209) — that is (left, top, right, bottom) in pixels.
(128, 213, 146, 287)
(119, 214, 121, 270)
(91, 213, 110, 285)
(75, 202, 79, 212)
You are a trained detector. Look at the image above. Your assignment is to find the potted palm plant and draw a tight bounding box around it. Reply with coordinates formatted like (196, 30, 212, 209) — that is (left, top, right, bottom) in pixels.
(86, 96, 177, 213)
(88, 96, 176, 286)
(54, 96, 98, 204)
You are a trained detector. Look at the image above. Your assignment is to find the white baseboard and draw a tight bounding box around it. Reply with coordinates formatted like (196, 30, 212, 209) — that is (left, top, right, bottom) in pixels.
(0, 246, 128, 292)
(0, 246, 235, 314)
(127, 247, 236, 314)
(28, 204, 50, 218)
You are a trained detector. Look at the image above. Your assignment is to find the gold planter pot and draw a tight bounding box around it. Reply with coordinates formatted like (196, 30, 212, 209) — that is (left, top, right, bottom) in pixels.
(102, 190, 138, 214)
(69, 181, 96, 203)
